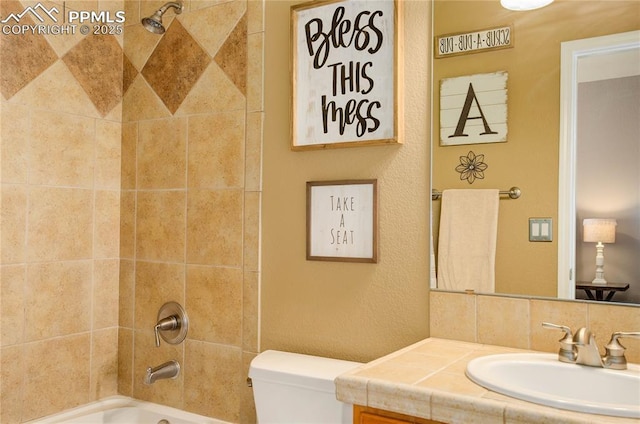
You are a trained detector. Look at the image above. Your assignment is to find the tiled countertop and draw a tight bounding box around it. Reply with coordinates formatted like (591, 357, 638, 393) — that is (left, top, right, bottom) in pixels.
(335, 338, 639, 424)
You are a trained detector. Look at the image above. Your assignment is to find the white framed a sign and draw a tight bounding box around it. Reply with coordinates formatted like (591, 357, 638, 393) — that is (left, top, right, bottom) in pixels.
(291, 0, 403, 150)
(440, 72, 508, 146)
(306, 180, 378, 262)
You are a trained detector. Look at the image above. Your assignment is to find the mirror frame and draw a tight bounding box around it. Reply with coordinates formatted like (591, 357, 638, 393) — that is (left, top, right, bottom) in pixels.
(557, 30, 640, 300)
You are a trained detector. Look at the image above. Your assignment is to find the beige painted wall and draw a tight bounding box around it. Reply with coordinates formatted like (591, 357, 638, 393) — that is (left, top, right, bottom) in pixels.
(262, 0, 432, 363)
(432, 0, 640, 298)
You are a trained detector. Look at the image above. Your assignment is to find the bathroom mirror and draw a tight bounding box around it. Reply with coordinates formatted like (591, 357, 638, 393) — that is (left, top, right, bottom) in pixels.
(431, 0, 640, 303)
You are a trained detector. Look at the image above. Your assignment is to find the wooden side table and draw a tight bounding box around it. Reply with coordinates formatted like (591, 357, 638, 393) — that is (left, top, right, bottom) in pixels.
(576, 281, 629, 301)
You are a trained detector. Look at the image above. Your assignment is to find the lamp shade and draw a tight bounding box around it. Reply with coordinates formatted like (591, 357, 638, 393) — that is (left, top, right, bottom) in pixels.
(583, 218, 617, 243)
(500, 0, 554, 11)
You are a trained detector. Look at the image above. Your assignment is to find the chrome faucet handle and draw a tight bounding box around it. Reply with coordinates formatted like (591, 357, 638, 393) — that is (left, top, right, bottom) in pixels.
(542, 322, 576, 363)
(154, 301, 189, 347)
(154, 315, 179, 347)
(603, 331, 640, 370)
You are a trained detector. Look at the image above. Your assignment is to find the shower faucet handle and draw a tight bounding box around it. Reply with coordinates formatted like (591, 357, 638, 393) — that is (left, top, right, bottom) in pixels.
(154, 301, 189, 347)
(154, 315, 179, 347)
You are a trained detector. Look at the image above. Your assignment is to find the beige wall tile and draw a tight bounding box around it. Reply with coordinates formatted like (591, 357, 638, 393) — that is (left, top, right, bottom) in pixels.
(29, 110, 95, 187)
(141, 20, 211, 114)
(119, 259, 135, 328)
(530, 299, 588, 353)
(137, 117, 187, 189)
(179, 0, 246, 59)
(123, 23, 162, 71)
(247, 0, 264, 34)
(243, 271, 259, 352)
(186, 189, 243, 266)
(0, 1, 58, 100)
(430, 291, 477, 343)
(123, 0, 141, 27)
(27, 187, 93, 261)
(136, 190, 186, 261)
(1, 345, 24, 424)
(119, 190, 136, 259)
(243, 191, 260, 271)
(42, 6, 87, 58)
(214, 13, 247, 96)
(187, 111, 245, 189)
(91, 328, 119, 400)
(1, 103, 30, 183)
(9, 61, 101, 119)
(186, 265, 242, 345)
(62, 34, 124, 117)
(477, 296, 530, 349)
(245, 112, 263, 192)
(121, 122, 138, 190)
(122, 76, 172, 122)
(118, 327, 134, 397)
(93, 259, 120, 329)
(247, 32, 264, 113)
(1, 185, 27, 264)
(184, 340, 242, 422)
(94, 190, 121, 259)
(95, 119, 122, 189)
(24, 261, 92, 341)
(134, 261, 185, 331)
(1, 265, 25, 347)
(22, 334, 91, 422)
(175, 63, 246, 115)
(588, 303, 640, 363)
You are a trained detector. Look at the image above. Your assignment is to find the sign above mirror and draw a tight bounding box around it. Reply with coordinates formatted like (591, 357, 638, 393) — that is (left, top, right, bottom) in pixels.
(435, 25, 513, 58)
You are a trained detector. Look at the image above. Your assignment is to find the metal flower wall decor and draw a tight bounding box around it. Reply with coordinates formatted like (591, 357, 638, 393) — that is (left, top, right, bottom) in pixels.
(456, 151, 488, 184)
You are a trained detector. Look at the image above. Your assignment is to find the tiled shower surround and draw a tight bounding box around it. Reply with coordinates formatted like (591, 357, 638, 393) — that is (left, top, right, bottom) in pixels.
(0, 1, 264, 422)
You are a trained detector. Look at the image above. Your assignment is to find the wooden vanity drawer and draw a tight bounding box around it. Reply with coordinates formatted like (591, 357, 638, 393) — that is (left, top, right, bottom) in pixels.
(355, 405, 445, 424)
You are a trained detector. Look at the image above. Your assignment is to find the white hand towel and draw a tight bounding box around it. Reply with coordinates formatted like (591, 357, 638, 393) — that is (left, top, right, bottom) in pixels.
(437, 189, 499, 293)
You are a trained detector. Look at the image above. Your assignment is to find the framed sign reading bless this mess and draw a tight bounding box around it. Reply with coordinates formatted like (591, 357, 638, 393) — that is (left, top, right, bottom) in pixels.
(291, 0, 402, 150)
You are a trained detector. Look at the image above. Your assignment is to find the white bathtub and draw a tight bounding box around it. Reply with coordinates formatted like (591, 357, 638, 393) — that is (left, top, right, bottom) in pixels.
(27, 396, 227, 424)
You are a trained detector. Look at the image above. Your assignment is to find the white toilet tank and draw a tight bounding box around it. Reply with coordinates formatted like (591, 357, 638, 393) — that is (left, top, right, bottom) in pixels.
(249, 350, 362, 424)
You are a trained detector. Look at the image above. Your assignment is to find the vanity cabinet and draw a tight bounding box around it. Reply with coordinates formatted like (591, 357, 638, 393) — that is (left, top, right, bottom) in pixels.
(354, 405, 445, 424)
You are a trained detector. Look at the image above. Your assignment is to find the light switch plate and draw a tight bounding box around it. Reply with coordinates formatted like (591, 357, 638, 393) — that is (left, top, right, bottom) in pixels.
(529, 218, 553, 242)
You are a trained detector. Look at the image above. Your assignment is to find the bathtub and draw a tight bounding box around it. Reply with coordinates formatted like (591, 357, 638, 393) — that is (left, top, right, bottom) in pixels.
(27, 396, 227, 424)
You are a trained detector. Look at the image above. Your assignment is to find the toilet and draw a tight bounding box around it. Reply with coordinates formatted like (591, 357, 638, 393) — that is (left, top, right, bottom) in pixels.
(249, 350, 363, 423)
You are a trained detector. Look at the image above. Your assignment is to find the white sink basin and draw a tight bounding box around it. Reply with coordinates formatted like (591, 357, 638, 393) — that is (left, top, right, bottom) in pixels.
(466, 353, 640, 418)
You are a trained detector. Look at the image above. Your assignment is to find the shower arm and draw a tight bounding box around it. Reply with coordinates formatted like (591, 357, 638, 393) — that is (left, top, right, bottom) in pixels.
(156, 2, 183, 15)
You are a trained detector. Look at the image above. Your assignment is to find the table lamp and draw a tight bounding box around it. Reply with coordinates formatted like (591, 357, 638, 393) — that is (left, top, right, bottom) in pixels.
(583, 218, 617, 285)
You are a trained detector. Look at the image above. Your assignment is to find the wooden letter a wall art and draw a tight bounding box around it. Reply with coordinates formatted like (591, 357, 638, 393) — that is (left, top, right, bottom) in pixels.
(439, 72, 508, 146)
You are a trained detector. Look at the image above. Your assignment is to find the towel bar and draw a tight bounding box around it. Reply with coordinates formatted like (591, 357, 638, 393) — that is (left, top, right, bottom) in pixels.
(431, 187, 521, 201)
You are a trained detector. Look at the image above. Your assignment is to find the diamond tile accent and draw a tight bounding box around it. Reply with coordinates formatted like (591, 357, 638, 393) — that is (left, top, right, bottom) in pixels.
(0, 1, 58, 99)
(123, 54, 138, 95)
(214, 13, 247, 96)
(62, 35, 124, 117)
(141, 20, 211, 114)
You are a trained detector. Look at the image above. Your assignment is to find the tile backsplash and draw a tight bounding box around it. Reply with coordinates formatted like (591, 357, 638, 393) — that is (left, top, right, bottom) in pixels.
(430, 291, 640, 363)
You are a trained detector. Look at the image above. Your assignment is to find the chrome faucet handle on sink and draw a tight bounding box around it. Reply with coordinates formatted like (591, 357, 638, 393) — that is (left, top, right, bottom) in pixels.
(542, 322, 576, 363)
(603, 331, 640, 370)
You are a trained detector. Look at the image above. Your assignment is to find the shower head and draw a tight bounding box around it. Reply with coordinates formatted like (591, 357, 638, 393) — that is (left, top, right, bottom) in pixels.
(141, 1, 183, 35)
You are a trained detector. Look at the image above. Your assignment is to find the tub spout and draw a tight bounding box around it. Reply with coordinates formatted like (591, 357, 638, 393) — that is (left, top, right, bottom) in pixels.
(144, 360, 180, 384)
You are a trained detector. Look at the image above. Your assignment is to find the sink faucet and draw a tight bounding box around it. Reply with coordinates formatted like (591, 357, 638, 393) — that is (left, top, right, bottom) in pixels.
(543, 322, 640, 370)
(573, 328, 603, 367)
(144, 360, 180, 384)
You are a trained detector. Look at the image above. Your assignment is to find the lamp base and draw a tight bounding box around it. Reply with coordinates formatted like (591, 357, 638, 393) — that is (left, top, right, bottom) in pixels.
(591, 277, 607, 286)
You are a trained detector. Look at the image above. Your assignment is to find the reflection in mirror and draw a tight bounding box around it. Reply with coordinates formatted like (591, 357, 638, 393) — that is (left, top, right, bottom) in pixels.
(558, 31, 640, 304)
(431, 1, 640, 302)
